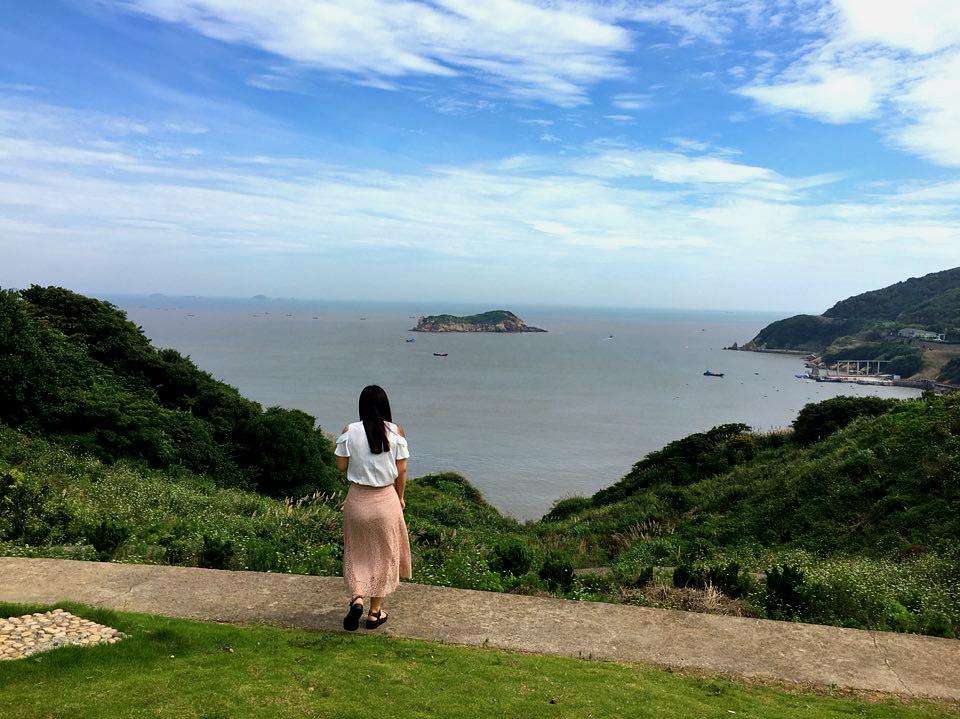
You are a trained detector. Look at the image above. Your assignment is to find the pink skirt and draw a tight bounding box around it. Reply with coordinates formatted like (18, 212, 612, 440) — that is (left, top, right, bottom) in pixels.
(342, 483, 412, 597)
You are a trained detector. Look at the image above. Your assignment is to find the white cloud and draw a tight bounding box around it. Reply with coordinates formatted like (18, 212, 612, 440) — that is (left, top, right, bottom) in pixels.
(109, 0, 780, 107)
(833, 0, 960, 53)
(603, 114, 635, 122)
(2, 99, 957, 306)
(611, 92, 651, 110)
(574, 149, 777, 186)
(738, 0, 960, 165)
(667, 136, 709, 152)
(740, 65, 889, 123)
(539, 133, 561, 143)
(114, 0, 632, 106)
(893, 52, 960, 166)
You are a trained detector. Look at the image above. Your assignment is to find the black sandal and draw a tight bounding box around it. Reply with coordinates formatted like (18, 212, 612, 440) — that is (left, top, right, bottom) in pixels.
(343, 596, 364, 631)
(365, 609, 388, 630)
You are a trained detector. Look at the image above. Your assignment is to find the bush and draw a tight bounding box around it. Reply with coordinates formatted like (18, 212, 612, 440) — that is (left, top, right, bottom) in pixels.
(614, 564, 654, 589)
(707, 562, 753, 599)
(792, 396, 898, 445)
(764, 565, 806, 619)
(543, 496, 590, 522)
(235, 407, 338, 497)
(489, 537, 534, 577)
(199, 534, 234, 570)
(89, 519, 132, 561)
(414, 472, 484, 504)
(414, 546, 504, 592)
(538, 551, 574, 591)
(673, 561, 752, 599)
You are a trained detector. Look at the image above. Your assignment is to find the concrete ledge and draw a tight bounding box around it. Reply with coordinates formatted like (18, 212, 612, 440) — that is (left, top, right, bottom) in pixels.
(2, 557, 958, 699)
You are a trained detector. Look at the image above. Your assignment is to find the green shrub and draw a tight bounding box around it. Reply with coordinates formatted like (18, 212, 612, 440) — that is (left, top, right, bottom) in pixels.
(614, 564, 654, 589)
(672, 564, 705, 589)
(538, 551, 574, 591)
(570, 571, 616, 600)
(489, 537, 534, 577)
(199, 535, 234, 570)
(921, 612, 955, 639)
(543, 496, 590, 522)
(792, 396, 898, 445)
(707, 562, 753, 599)
(413, 546, 504, 592)
(414, 472, 484, 504)
(764, 565, 806, 619)
(89, 519, 131, 561)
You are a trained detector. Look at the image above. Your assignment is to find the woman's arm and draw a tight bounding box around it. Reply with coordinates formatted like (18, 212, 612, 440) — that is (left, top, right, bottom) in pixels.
(335, 425, 349, 473)
(395, 458, 407, 510)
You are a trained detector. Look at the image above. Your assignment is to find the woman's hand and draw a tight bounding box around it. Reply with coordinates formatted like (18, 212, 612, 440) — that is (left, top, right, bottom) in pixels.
(399, 496, 406, 510)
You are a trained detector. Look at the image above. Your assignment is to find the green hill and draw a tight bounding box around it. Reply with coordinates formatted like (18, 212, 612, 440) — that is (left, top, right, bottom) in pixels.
(746, 268, 960, 379)
(824, 267, 960, 321)
(0, 286, 339, 497)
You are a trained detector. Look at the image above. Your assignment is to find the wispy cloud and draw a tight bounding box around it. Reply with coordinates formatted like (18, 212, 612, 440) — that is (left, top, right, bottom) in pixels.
(106, 0, 767, 107)
(611, 92, 652, 110)
(738, 0, 960, 165)
(2, 99, 956, 305)
(111, 0, 631, 106)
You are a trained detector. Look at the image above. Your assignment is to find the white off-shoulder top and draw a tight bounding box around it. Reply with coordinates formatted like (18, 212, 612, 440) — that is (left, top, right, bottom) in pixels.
(334, 421, 410, 487)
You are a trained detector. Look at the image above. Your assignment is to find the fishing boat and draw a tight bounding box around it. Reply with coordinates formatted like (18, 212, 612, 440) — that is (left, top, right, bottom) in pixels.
(433, 352, 448, 357)
(406, 338, 415, 342)
(703, 370, 724, 377)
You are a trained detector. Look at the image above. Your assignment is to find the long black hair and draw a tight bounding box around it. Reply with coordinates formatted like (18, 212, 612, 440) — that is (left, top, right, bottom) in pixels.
(358, 384, 393, 454)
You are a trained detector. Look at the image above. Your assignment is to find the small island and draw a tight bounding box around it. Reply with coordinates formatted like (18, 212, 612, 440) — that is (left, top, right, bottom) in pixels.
(411, 310, 546, 333)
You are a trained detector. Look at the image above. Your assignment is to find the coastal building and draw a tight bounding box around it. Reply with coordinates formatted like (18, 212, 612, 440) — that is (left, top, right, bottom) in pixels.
(898, 327, 945, 342)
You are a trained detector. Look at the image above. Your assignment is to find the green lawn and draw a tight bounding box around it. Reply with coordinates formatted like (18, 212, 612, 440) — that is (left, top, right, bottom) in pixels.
(0, 603, 957, 719)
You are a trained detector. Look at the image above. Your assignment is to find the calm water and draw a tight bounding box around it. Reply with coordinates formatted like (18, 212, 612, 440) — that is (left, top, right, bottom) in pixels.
(114, 297, 920, 519)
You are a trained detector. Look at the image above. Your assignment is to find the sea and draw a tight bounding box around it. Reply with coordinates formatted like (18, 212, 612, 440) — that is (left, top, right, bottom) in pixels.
(112, 296, 921, 520)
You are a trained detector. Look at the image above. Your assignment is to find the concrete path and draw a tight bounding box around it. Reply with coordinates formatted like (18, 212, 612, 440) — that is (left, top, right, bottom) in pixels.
(2, 557, 958, 699)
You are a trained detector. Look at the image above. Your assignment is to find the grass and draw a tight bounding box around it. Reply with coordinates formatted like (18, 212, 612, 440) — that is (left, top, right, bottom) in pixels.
(0, 603, 957, 719)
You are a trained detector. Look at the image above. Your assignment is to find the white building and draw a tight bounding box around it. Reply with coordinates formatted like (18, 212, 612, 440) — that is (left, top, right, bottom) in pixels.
(898, 327, 945, 341)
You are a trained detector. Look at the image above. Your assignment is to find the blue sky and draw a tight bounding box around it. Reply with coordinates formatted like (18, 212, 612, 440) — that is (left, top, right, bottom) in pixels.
(1, 1, 959, 311)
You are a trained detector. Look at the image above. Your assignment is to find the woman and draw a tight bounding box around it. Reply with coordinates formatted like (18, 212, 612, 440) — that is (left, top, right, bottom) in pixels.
(335, 384, 412, 630)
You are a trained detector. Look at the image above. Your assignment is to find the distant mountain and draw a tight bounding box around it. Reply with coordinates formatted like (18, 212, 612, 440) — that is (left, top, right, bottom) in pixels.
(411, 310, 546, 333)
(748, 267, 960, 352)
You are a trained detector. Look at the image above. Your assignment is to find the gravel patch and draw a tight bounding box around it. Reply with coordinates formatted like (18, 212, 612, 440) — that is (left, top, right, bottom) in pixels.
(0, 608, 126, 660)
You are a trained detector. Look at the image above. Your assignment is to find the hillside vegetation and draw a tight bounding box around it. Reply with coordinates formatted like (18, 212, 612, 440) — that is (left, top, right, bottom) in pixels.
(0, 287, 339, 497)
(1, 286, 958, 638)
(746, 268, 960, 379)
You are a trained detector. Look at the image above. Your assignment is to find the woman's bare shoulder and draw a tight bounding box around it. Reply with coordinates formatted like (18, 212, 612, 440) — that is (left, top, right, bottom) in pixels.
(341, 424, 350, 434)
(396, 424, 406, 437)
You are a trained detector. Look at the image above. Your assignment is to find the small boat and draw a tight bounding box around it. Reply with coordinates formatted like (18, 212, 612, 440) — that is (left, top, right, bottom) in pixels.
(433, 352, 448, 357)
(406, 338, 416, 343)
(703, 370, 724, 377)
